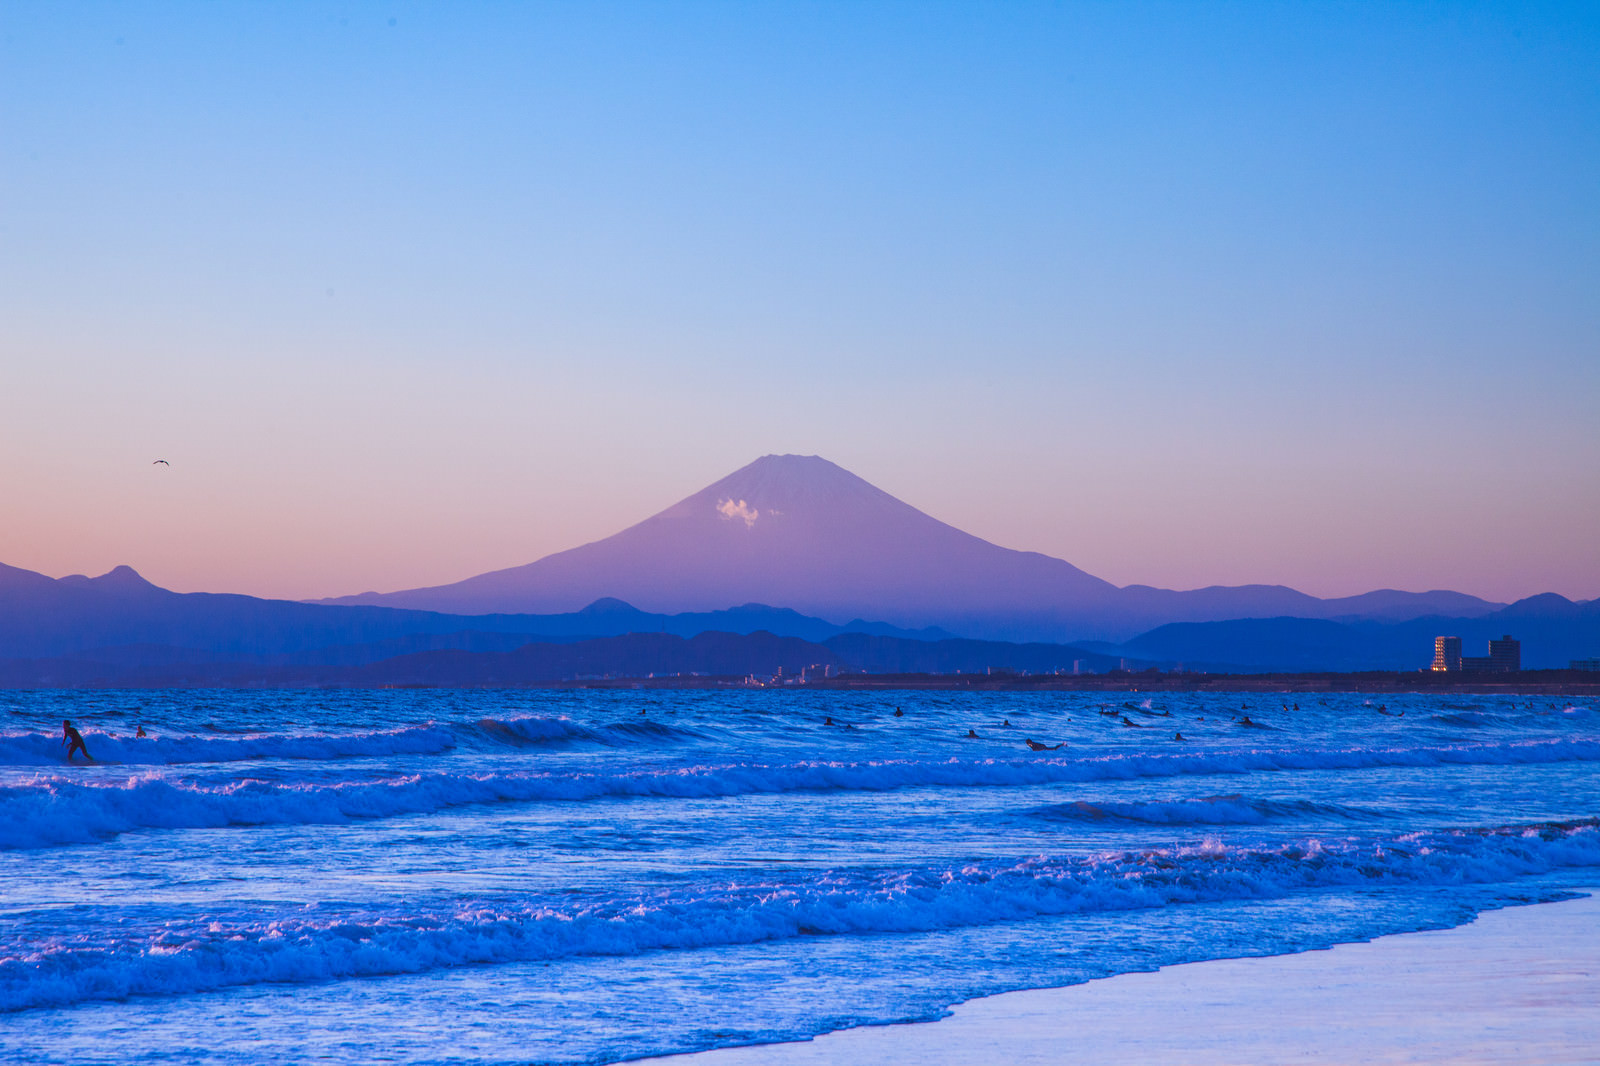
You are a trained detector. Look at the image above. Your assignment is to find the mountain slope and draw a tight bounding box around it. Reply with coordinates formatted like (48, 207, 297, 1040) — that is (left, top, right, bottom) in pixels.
(321, 454, 1504, 640)
(323, 454, 1119, 622)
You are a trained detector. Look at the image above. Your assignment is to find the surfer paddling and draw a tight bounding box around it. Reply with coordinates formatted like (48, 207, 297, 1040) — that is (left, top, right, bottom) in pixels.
(1025, 739, 1064, 751)
(61, 720, 92, 763)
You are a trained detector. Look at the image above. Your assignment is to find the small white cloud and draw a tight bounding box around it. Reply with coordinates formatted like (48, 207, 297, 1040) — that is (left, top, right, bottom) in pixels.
(716, 498, 759, 528)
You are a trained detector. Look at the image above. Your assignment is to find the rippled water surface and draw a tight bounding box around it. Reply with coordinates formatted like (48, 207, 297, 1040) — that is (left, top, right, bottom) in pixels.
(2, 688, 1596, 1063)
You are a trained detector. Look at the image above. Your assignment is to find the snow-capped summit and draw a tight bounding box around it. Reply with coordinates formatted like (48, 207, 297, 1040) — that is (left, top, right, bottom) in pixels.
(319, 455, 1503, 640)
(323, 454, 1116, 629)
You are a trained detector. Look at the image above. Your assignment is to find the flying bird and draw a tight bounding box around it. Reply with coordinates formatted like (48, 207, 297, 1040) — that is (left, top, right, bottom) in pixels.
(152, 459, 169, 465)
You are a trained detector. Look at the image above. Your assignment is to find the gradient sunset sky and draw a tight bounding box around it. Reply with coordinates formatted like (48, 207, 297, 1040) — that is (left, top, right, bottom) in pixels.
(3, 2, 1596, 605)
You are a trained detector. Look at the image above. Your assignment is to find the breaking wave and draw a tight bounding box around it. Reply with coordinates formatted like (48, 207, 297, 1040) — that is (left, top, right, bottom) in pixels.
(0, 715, 705, 768)
(1027, 795, 1386, 826)
(3, 819, 1594, 1013)
(3, 737, 1598, 850)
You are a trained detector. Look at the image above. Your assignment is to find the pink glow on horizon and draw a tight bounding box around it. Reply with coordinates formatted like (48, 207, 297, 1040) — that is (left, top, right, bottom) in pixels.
(1, 438, 1592, 606)
(2, 6, 1595, 606)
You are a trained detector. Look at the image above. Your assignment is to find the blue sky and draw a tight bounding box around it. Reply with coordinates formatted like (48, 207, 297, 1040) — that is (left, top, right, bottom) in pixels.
(2, 2, 1596, 602)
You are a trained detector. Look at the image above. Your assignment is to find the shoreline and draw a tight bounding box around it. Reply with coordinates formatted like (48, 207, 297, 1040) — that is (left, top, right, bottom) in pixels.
(6, 674, 1597, 694)
(642, 890, 1600, 1065)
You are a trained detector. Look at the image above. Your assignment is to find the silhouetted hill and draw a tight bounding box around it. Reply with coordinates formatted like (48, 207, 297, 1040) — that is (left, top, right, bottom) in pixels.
(0, 634, 798, 687)
(1118, 618, 1408, 672)
(822, 634, 1120, 675)
(2, 559, 1587, 683)
(3, 597, 1592, 687)
(1114, 596, 1600, 671)
(343, 631, 844, 685)
(0, 563, 947, 663)
(1377, 596, 1600, 670)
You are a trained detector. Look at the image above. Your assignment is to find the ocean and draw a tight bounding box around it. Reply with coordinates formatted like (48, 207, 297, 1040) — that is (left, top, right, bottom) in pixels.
(2, 687, 1597, 1064)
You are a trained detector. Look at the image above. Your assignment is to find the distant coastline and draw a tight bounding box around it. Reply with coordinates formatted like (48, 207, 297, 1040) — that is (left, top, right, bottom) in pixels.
(7, 555, 1597, 684)
(792, 669, 1600, 695)
(7, 668, 1594, 695)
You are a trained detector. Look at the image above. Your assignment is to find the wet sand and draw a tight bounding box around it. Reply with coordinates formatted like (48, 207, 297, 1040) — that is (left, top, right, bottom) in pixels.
(645, 890, 1600, 1065)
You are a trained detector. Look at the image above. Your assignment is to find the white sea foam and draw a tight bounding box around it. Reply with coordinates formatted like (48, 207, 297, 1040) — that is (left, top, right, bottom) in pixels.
(0, 715, 706, 768)
(0, 724, 459, 766)
(2, 819, 1594, 1014)
(3, 737, 1597, 850)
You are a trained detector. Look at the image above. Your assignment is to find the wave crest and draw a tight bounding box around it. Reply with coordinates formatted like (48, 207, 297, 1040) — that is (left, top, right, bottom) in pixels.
(3, 819, 1594, 1013)
(3, 737, 1597, 850)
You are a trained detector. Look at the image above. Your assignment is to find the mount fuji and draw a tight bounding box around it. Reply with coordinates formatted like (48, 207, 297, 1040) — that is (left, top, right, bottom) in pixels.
(321, 455, 1500, 642)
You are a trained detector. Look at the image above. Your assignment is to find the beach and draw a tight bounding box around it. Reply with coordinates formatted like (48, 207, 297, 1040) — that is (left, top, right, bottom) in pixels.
(647, 890, 1600, 1066)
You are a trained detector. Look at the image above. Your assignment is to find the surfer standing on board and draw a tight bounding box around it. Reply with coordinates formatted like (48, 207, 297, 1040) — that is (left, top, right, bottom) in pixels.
(62, 720, 92, 762)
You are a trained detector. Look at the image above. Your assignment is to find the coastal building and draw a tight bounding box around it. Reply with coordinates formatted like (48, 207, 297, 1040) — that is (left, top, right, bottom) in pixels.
(1489, 635, 1522, 671)
(1431, 636, 1462, 672)
(1571, 658, 1600, 672)
(1461, 635, 1521, 673)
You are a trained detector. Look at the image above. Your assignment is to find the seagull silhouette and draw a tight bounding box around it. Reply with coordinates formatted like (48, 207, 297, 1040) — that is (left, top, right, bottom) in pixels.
(152, 459, 169, 465)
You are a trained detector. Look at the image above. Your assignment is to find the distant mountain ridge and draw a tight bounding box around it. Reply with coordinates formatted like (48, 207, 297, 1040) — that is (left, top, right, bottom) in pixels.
(1112, 597, 1600, 672)
(0, 561, 1589, 685)
(318, 454, 1506, 641)
(0, 561, 946, 663)
(0, 562, 1132, 686)
(0, 629, 1128, 689)
(10, 454, 1580, 680)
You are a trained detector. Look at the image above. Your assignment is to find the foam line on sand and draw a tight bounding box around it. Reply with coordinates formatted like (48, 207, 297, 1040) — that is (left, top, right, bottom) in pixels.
(643, 889, 1600, 1065)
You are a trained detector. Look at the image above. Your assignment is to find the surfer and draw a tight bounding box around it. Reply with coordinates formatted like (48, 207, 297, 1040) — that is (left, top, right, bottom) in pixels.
(967, 728, 980, 739)
(894, 708, 904, 717)
(136, 725, 147, 738)
(1121, 716, 1143, 728)
(1002, 719, 1013, 728)
(61, 720, 92, 762)
(1025, 739, 1064, 751)
(1173, 731, 1186, 741)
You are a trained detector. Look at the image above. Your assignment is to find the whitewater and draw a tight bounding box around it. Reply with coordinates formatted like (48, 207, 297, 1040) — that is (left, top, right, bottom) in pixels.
(1, 688, 1596, 1064)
